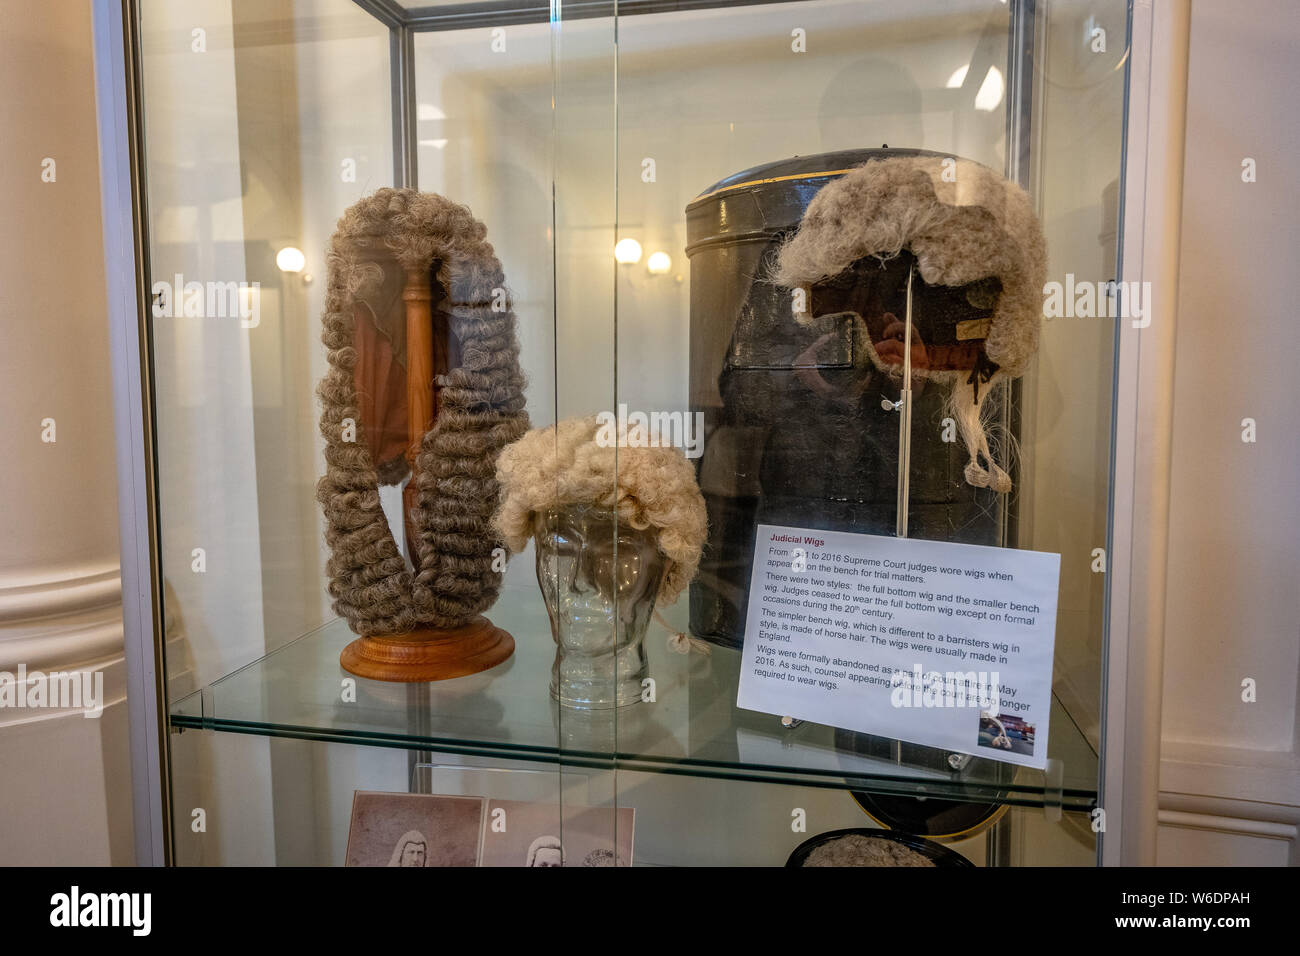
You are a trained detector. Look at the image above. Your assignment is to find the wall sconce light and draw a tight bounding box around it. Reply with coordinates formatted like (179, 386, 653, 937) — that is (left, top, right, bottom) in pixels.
(614, 238, 643, 264)
(276, 246, 306, 273)
(647, 251, 672, 275)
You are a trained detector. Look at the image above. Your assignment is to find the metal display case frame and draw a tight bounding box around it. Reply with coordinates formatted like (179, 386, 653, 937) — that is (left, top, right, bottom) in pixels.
(90, 0, 1188, 866)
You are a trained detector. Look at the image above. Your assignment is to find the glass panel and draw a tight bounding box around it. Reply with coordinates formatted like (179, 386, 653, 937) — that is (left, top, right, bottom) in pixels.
(140, 0, 393, 696)
(548, 2, 623, 869)
(1025, 0, 1130, 756)
(607, 0, 1127, 860)
(168, 726, 1097, 864)
(139, 0, 401, 863)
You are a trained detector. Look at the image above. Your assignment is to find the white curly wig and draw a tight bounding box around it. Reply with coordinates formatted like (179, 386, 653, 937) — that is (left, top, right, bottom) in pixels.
(773, 155, 1046, 493)
(494, 416, 707, 607)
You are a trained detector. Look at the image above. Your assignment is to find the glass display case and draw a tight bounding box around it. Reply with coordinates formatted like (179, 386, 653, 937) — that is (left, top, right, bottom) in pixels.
(95, 0, 1165, 866)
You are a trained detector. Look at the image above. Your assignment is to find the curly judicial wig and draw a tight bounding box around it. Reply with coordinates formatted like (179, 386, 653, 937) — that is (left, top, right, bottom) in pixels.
(773, 155, 1047, 492)
(493, 417, 707, 607)
(316, 188, 529, 637)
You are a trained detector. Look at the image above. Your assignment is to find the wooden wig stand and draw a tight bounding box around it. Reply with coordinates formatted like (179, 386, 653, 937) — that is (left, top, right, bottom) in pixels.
(340, 265, 515, 682)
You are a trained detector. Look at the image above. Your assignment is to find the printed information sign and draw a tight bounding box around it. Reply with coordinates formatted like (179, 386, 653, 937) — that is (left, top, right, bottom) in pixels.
(736, 525, 1061, 769)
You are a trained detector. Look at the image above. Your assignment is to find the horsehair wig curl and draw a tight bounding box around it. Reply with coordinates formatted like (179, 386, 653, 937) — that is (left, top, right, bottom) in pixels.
(317, 188, 529, 637)
(772, 155, 1046, 493)
(493, 417, 708, 608)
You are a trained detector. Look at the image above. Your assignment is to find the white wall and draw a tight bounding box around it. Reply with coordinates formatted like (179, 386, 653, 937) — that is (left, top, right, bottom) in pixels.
(1157, 0, 1300, 866)
(0, 0, 133, 865)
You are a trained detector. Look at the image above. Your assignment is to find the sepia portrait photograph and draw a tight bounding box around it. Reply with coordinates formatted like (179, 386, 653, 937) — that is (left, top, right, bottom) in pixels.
(345, 792, 485, 867)
(479, 800, 635, 867)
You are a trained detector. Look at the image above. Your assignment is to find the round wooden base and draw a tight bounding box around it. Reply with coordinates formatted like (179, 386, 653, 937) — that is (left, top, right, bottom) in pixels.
(339, 616, 515, 683)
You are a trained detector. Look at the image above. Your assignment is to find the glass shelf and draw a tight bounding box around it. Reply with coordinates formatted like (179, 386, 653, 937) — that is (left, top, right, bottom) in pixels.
(171, 588, 1098, 811)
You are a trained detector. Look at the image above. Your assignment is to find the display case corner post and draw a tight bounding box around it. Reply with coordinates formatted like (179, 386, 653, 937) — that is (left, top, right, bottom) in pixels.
(92, 0, 173, 867)
(351, 0, 417, 188)
(1099, 0, 1191, 868)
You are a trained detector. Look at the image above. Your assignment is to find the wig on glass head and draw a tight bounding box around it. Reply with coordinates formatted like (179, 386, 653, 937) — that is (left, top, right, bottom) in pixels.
(493, 416, 707, 607)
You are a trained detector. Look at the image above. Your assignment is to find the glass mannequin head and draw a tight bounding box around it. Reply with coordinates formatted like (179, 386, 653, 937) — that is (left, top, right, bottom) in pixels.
(533, 505, 667, 708)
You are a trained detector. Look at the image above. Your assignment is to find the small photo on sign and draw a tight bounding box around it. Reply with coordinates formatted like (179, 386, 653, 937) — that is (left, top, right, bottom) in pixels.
(345, 792, 485, 867)
(480, 800, 635, 867)
(977, 714, 1036, 757)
